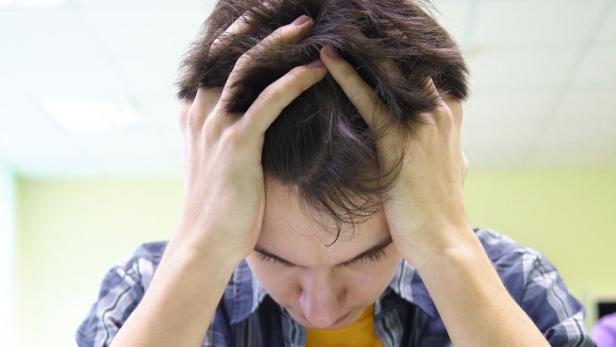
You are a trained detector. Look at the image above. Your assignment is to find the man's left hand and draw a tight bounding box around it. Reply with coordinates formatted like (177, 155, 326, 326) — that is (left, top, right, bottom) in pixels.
(319, 45, 472, 263)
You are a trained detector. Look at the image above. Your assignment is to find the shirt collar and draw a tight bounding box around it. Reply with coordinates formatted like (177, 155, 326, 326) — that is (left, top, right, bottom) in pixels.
(385, 258, 439, 319)
(228, 258, 438, 325)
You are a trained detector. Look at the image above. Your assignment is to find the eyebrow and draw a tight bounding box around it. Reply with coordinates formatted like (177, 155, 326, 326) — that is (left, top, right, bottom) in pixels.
(254, 235, 394, 268)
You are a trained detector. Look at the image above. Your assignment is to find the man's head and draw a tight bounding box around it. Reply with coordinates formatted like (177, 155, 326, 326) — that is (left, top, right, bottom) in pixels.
(246, 176, 403, 329)
(176, 0, 468, 328)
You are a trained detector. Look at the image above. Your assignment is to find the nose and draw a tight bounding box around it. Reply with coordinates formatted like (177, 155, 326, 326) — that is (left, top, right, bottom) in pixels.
(298, 269, 346, 328)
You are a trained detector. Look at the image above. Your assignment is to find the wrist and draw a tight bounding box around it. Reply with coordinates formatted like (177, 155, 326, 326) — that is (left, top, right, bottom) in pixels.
(164, 232, 245, 273)
(400, 220, 480, 268)
(402, 228, 548, 347)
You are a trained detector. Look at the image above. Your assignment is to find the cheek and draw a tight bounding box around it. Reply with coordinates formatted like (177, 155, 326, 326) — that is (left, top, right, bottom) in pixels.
(346, 256, 402, 296)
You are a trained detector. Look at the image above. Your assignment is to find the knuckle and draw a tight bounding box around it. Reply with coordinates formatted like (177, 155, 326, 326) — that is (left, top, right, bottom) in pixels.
(232, 23, 298, 73)
(435, 104, 454, 128)
(235, 48, 257, 71)
(211, 37, 223, 51)
(220, 126, 245, 147)
(186, 113, 202, 132)
(202, 116, 221, 139)
(270, 25, 289, 40)
(234, 54, 249, 71)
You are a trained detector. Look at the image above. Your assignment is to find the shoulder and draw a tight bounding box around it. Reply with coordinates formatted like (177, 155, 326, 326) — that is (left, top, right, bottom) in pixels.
(76, 240, 241, 347)
(473, 227, 595, 347)
(473, 226, 573, 310)
(118, 240, 168, 288)
(75, 241, 169, 346)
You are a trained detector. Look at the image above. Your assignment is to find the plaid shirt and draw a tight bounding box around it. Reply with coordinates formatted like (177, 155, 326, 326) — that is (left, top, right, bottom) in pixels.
(76, 227, 596, 347)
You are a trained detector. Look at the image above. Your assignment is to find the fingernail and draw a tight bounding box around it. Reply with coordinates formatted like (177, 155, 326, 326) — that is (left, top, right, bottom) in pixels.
(323, 46, 340, 60)
(292, 15, 311, 26)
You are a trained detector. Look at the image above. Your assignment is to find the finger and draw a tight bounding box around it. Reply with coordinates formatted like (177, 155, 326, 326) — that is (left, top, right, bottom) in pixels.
(423, 77, 449, 114)
(186, 86, 224, 133)
(210, 14, 252, 56)
(442, 92, 463, 129)
(193, 2, 276, 132)
(210, 1, 275, 55)
(344, 26, 400, 76)
(319, 46, 404, 158)
(237, 59, 327, 136)
(319, 46, 384, 129)
(218, 14, 314, 110)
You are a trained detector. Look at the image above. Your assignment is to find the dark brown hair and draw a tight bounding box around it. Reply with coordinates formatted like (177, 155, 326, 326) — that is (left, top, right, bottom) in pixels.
(176, 0, 469, 241)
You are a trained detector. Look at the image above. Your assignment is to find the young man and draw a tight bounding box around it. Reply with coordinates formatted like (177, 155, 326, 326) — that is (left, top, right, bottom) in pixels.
(76, 0, 595, 346)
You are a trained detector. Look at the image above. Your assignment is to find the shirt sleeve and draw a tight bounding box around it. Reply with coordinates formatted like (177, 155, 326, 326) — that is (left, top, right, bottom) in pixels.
(75, 242, 233, 347)
(75, 248, 147, 347)
(519, 249, 596, 347)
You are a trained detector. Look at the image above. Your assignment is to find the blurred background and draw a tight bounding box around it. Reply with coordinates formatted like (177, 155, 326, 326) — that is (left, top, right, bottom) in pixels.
(1, 0, 615, 346)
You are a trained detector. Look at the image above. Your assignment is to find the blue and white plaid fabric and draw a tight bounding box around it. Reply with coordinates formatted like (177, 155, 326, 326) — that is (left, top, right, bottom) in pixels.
(76, 227, 596, 347)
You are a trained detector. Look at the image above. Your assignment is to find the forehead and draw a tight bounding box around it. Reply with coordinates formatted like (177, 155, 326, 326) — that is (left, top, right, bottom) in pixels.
(260, 177, 388, 254)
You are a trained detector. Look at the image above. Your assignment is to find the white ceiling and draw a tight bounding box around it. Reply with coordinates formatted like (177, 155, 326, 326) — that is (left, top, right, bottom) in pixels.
(0, 0, 615, 178)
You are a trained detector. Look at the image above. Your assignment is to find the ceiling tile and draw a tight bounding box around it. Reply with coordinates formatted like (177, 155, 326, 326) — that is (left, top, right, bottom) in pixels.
(466, 47, 579, 89)
(79, 10, 206, 94)
(133, 91, 180, 122)
(0, 10, 125, 95)
(430, 0, 474, 47)
(461, 89, 554, 168)
(111, 56, 182, 95)
(471, 0, 607, 46)
(595, 2, 616, 43)
(553, 89, 616, 122)
(462, 123, 537, 169)
(463, 89, 556, 129)
(3, 1, 613, 176)
(0, 94, 69, 153)
(80, 10, 206, 59)
(70, 0, 212, 12)
(525, 90, 616, 166)
(570, 44, 616, 89)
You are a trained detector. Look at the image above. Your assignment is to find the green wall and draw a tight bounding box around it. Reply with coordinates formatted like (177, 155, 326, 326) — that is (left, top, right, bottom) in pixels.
(15, 178, 182, 347)
(0, 164, 16, 347)
(14, 169, 616, 346)
(462, 168, 616, 322)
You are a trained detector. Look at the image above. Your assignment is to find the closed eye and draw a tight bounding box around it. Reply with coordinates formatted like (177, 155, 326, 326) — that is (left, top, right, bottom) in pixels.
(257, 246, 388, 268)
(338, 247, 387, 267)
(257, 253, 296, 267)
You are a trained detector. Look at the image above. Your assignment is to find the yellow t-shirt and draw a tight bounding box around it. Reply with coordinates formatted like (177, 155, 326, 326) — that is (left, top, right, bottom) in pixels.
(305, 304, 383, 347)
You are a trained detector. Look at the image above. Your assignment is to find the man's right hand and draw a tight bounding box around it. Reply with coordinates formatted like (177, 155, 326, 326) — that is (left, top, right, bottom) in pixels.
(171, 13, 327, 266)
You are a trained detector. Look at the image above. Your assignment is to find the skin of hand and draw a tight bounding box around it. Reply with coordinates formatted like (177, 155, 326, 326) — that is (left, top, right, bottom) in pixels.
(318, 45, 471, 262)
(109, 15, 331, 347)
(171, 13, 327, 265)
(319, 45, 551, 347)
